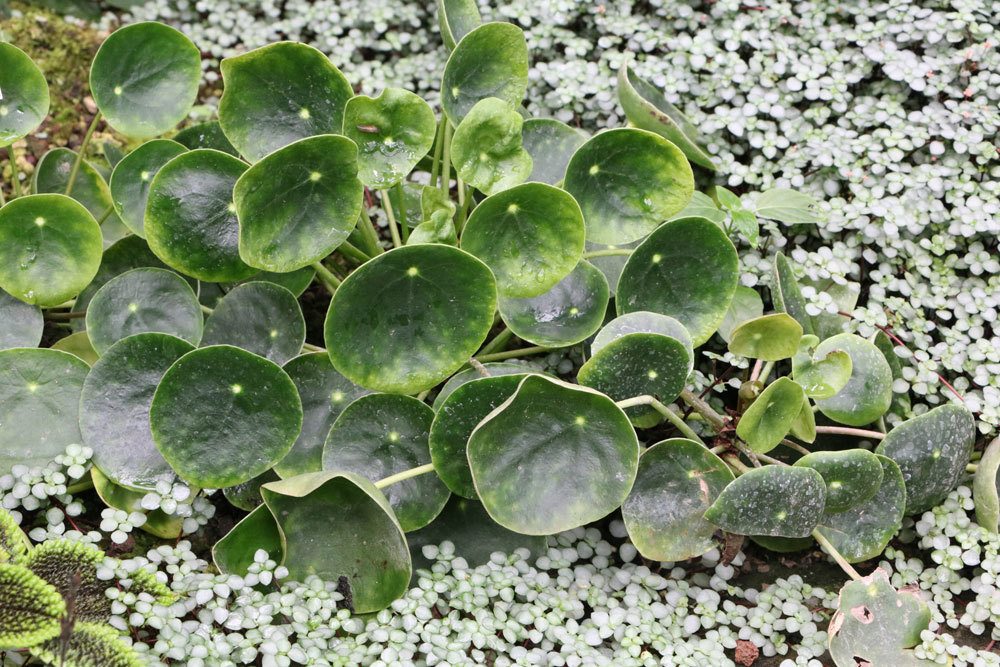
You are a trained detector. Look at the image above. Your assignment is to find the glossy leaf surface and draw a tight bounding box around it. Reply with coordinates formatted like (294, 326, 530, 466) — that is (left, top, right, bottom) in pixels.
(325, 245, 496, 393)
(150, 345, 302, 488)
(468, 375, 639, 535)
(564, 128, 694, 245)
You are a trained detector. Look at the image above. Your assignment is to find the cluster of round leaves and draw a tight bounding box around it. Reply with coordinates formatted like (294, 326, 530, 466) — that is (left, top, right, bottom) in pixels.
(0, 8, 991, 623)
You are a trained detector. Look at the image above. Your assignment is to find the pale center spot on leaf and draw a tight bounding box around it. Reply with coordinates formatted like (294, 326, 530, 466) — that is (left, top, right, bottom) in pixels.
(651, 253, 662, 264)
(269, 329, 278, 339)
(27, 382, 38, 393)
(383, 136, 394, 144)
(388, 431, 400, 442)
(331, 391, 345, 403)
(932, 449, 941, 459)
(507, 203, 520, 214)
(406, 266, 419, 277)
(227, 203, 237, 214)
(589, 164, 600, 175)
(569, 307, 580, 315)
(647, 370, 658, 379)
(450, 86, 459, 98)
(34, 217, 46, 227)
(479, 152, 489, 162)
(298, 107, 311, 120)
(309, 171, 321, 182)
(140, 171, 151, 181)
(231, 384, 243, 395)
(0, 106, 8, 117)
(574, 416, 586, 426)
(128, 303, 139, 313)
(114, 85, 123, 96)
(776, 510, 787, 520)
(830, 480, 843, 489)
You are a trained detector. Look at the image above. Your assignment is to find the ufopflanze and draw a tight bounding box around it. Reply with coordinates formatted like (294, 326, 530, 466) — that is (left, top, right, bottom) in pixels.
(0, 4, 995, 665)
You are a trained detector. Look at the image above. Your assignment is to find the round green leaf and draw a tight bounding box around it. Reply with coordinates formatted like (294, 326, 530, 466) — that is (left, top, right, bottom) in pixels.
(429, 374, 525, 498)
(261, 471, 410, 613)
(468, 375, 639, 535)
(33, 148, 115, 223)
(71, 236, 170, 331)
(85, 268, 203, 355)
(109, 139, 187, 236)
(234, 135, 362, 273)
(622, 438, 734, 561)
(729, 313, 803, 361)
(81, 333, 195, 490)
(222, 468, 279, 512)
(564, 128, 694, 245)
(150, 345, 303, 488)
(440, 22, 528, 126)
(0, 563, 65, 649)
(451, 98, 532, 195)
(276, 353, 370, 478)
(461, 182, 585, 297)
(322, 393, 449, 532)
(616, 216, 739, 346)
(814, 333, 893, 426)
(90, 22, 201, 138)
(578, 333, 690, 427)
(0, 43, 49, 147)
(145, 149, 257, 282)
(736, 377, 807, 454)
(0, 194, 102, 307)
(342, 89, 436, 189)
(792, 335, 853, 399)
(201, 281, 305, 365)
(90, 466, 184, 539)
(0, 289, 43, 350)
(219, 42, 354, 163)
(828, 568, 931, 667)
(499, 260, 609, 348)
(437, 0, 482, 51)
(717, 285, 764, 343)
(173, 121, 238, 156)
(0, 348, 89, 472)
(521, 118, 588, 185)
(814, 455, 905, 563)
(50, 332, 99, 366)
(617, 62, 717, 171)
(592, 311, 693, 360)
(875, 404, 975, 514)
(213, 504, 283, 576)
(408, 495, 547, 572)
(432, 361, 535, 409)
(973, 436, 1000, 533)
(704, 465, 827, 538)
(794, 449, 884, 514)
(325, 245, 497, 394)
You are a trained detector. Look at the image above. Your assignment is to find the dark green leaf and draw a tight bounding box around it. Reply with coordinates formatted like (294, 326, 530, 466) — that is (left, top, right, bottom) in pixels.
(704, 465, 826, 538)
(468, 375, 639, 534)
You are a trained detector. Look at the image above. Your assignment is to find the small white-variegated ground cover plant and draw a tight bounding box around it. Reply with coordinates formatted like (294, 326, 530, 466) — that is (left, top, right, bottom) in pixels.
(0, 2, 996, 664)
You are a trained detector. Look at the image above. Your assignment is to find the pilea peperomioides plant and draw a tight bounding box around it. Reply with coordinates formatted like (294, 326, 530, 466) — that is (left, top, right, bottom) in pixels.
(0, 6, 991, 664)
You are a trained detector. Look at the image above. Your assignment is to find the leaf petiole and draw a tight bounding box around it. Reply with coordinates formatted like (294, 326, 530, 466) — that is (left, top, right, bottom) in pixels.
(374, 463, 436, 489)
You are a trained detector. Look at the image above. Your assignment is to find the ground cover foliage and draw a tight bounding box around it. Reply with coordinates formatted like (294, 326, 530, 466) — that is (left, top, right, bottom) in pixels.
(0, 1, 998, 665)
